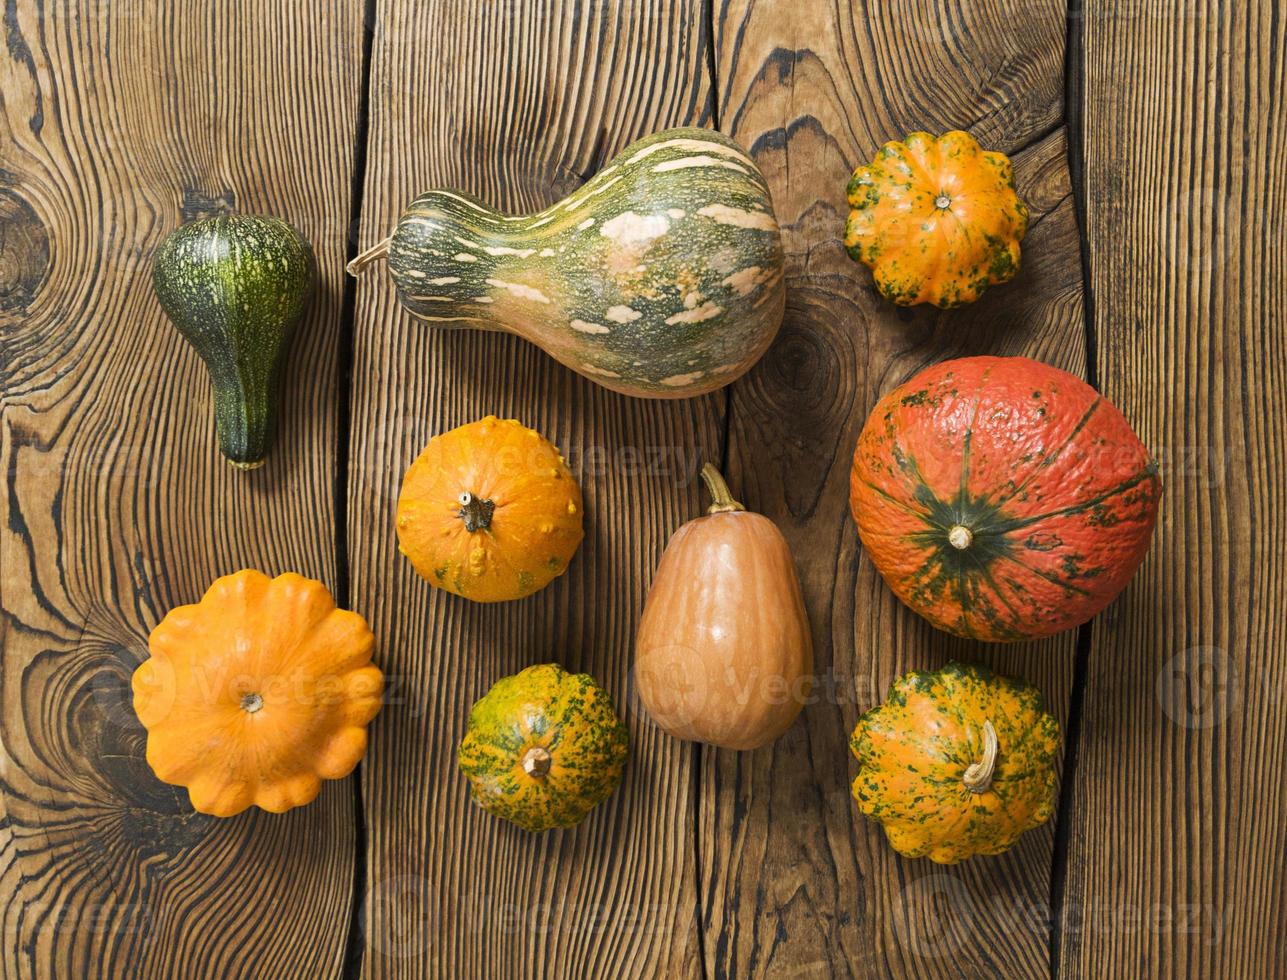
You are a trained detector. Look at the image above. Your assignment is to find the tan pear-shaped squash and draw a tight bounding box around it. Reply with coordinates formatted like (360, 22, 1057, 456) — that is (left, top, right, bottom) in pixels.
(634, 464, 813, 750)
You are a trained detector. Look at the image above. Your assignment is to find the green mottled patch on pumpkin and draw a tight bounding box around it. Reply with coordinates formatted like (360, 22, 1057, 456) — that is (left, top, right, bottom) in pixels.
(850, 661, 1060, 864)
(458, 664, 629, 832)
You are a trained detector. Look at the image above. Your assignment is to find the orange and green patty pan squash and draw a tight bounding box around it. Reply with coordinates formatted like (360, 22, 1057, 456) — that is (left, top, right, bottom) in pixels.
(458, 664, 629, 832)
(396, 416, 584, 602)
(850, 356, 1160, 641)
(851, 661, 1059, 864)
(845, 130, 1028, 308)
(132, 570, 383, 817)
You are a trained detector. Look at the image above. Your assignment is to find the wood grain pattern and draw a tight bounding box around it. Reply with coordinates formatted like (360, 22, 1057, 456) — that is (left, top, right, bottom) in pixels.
(1060, 1, 1287, 976)
(7, 2, 1280, 976)
(348, 1, 719, 975)
(0, 2, 363, 977)
(705, 1, 1083, 975)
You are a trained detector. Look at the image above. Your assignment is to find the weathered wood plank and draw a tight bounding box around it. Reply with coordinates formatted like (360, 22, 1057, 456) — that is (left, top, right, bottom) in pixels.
(1060, 1, 1287, 976)
(0, 2, 363, 977)
(706, 2, 1082, 975)
(349, 2, 718, 975)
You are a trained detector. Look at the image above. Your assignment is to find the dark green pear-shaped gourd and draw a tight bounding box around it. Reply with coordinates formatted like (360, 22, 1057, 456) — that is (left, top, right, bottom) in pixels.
(153, 215, 314, 469)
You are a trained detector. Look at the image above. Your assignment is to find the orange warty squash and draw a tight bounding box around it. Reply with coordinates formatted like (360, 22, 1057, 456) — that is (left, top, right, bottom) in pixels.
(849, 356, 1160, 641)
(851, 661, 1060, 863)
(132, 570, 383, 817)
(396, 416, 584, 602)
(634, 464, 813, 750)
(845, 131, 1029, 307)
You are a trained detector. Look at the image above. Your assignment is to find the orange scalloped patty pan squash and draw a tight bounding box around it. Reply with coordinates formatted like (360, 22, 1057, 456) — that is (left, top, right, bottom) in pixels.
(845, 130, 1028, 307)
(849, 356, 1161, 641)
(132, 570, 384, 816)
(396, 416, 584, 602)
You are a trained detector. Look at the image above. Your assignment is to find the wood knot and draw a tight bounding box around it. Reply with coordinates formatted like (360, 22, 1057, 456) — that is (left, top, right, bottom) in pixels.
(0, 189, 50, 313)
(180, 186, 237, 222)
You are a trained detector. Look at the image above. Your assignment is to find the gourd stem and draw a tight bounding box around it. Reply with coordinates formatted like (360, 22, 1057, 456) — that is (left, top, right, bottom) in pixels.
(521, 746, 552, 778)
(948, 524, 973, 550)
(346, 236, 391, 276)
(699, 463, 745, 514)
(458, 492, 496, 532)
(963, 719, 998, 793)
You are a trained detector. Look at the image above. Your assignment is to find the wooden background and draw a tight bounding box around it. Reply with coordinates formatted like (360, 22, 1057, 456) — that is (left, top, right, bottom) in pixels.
(1, 0, 1282, 976)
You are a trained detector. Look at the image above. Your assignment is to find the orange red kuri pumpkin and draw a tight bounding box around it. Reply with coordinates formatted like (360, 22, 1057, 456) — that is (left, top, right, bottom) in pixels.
(396, 416, 584, 602)
(132, 570, 383, 817)
(850, 356, 1160, 641)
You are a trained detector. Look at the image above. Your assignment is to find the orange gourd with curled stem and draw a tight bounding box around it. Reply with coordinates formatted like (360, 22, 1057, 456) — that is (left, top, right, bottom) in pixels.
(634, 464, 812, 750)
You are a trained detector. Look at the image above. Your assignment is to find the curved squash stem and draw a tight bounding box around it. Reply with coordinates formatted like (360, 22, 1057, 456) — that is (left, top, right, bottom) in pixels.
(963, 719, 998, 794)
(345, 236, 392, 276)
(699, 462, 746, 514)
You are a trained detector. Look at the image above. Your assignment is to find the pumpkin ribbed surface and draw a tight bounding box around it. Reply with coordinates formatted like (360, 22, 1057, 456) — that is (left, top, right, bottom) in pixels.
(132, 570, 383, 817)
(850, 356, 1160, 641)
(396, 416, 583, 602)
(850, 661, 1059, 864)
(457, 664, 629, 832)
(845, 131, 1028, 308)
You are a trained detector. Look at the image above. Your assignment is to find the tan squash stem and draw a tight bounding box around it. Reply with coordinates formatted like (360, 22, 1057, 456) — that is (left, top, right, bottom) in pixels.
(346, 236, 392, 276)
(521, 746, 552, 778)
(948, 524, 973, 550)
(699, 463, 746, 514)
(458, 492, 496, 532)
(963, 719, 998, 793)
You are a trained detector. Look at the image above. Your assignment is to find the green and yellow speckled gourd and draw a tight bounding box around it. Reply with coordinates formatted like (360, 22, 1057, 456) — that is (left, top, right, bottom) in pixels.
(845, 131, 1028, 308)
(152, 215, 315, 468)
(457, 664, 629, 832)
(850, 661, 1060, 864)
(348, 127, 785, 398)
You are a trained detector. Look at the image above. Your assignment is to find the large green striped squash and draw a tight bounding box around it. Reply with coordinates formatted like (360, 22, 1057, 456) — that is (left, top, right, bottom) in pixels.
(349, 128, 785, 398)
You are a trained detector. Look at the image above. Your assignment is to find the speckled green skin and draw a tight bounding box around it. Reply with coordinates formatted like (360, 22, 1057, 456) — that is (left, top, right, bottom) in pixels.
(152, 215, 314, 468)
(384, 127, 786, 398)
(849, 661, 1060, 864)
(457, 664, 629, 832)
